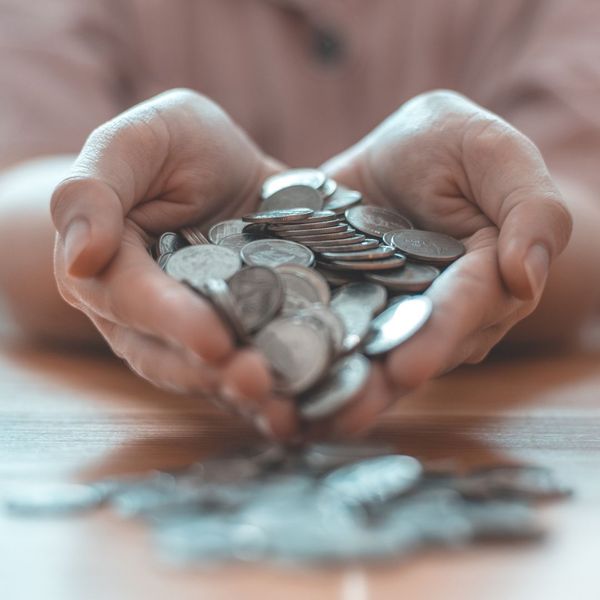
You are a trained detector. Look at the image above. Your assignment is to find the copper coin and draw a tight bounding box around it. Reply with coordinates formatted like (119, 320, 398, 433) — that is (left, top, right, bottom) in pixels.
(288, 229, 357, 243)
(390, 230, 465, 265)
(324, 186, 362, 214)
(208, 219, 246, 244)
(312, 239, 380, 253)
(320, 245, 396, 262)
(304, 234, 366, 249)
(366, 263, 440, 292)
(328, 255, 407, 271)
(241, 239, 315, 268)
(179, 226, 210, 245)
(261, 169, 327, 199)
(345, 206, 413, 238)
(276, 223, 348, 237)
(242, 208, 314, 224)
(260, 184, 324, 213)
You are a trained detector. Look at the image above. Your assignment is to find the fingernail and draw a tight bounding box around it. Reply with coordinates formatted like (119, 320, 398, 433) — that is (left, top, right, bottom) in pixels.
(63, 218, 90, 271)
(524, 244, 550, 298)
(253, 414, 273, 439)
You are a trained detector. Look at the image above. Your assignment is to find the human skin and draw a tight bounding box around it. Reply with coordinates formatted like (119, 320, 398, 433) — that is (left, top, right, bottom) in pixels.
(1, 88, 594, 440)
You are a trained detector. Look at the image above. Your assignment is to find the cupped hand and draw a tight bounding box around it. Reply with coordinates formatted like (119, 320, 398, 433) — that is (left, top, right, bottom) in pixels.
(316, 90, 573, 436)
(51, 89, 297, 438)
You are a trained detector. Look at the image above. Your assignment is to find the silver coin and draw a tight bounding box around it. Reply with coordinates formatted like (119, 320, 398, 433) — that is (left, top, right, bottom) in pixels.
(302, 442, 395, 471)
(299, 354, 370, 420)
(311, 239, 380, 253)
(218, 233, 265, 254)
(261, 169, 327, 199)
(328, 255, 407, 271)
(345, 205, 413, 238)
(324, 186, 362, 214)
(180, 226, 210, 245)
(254, 316, 331, 395)
(296, 305, 346, 356)
(270, 210, 339, 227)
(202, 278, 247, 341)
(319, 178, 338, 199)
(274, 223, 348, 237)
(243, 208, 314, 224)
(323, 455, 423, 505)
(275, 264, 330, 313)
(365, 263, 440, 292)
(241, 239, 315, 268)
(288, 229, 357, 243)
(166, 245, 241, 288)
(3, 482, 104, 515)
(390, 230, 466, 265)
(208, 219, 246, 244)
(158, 232, 187, 255)
(157, 252, 173, 271)
(330, 302, 373, 353)
(363, 295, 433, 356)
(320, 245, 395, 262)
(332, 282, 388, 315)
(228, 267, 285, 333)
(260, 184, 324, 213)
(304, 234, 366, 249)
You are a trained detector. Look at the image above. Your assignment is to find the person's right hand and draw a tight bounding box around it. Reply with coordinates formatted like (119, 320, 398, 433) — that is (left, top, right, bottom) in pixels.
(50, 89, 296, 438)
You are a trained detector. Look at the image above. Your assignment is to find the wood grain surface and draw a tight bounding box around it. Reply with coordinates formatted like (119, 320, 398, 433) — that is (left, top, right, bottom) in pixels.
(1, 327, 599, 600)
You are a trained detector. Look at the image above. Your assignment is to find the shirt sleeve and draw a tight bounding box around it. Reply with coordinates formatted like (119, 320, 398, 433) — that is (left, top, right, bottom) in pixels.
(0, 0, 137, 169)
(459, 0, 600, 191)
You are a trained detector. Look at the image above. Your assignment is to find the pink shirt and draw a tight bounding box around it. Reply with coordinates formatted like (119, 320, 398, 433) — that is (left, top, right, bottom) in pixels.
(1, 0, 600, 188)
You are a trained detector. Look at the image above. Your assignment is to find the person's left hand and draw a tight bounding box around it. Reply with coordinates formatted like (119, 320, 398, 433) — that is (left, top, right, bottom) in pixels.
(305, 90, 572, 437)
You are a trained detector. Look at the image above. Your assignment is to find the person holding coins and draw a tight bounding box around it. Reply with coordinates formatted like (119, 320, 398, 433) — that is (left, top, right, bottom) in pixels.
(0, 0, 599, 439)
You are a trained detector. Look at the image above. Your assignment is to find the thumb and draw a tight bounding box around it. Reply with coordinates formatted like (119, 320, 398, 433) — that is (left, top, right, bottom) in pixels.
(498, 189, 572, 300)
(319, 139, 371, 193)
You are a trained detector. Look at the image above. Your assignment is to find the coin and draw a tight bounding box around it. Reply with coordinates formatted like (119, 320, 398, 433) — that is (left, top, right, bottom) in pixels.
(180, 226, 210, 245)
(319, 178, 338, 199)
(202, 278, 247, 341)
(208, 219, 246, 244)
(241, 239, 315, 268)
(390, 230, 466, 265)
(4, 482, 104, 515)
(331, 282, 388, 315)
(330, 303, 373, 353)
(287, 229, 357, 243)
(328, 255, 407, 271)
(320, 245, 395, 262)
(275, 264, 330, 313)
(315, 265, 363, 287)
(243, 208, 314, 223)
(261, 169, 327, 199)
(323, 455, 423, 505)
(299, 354, 370, 420)
(275, 223, 348, 237)
(366, 263, 440, 292)
(218, 233, 265, 254)
(311, 239, 380, 253)
(243, 223, 270, 235)
(296, 305, 346, 355)
(324, 186, 362, 214)
(345, 206, 413, 238)
(363, 295, 433, 356)
(304, 234, 366, 249)
(157, 252, 173, 271)
(260, 184, 324, 212)
(255, 317, 331, 395)
(158, 232, 187, 255)
(166, 245, 241, 288)
(228, 267, 285, 333)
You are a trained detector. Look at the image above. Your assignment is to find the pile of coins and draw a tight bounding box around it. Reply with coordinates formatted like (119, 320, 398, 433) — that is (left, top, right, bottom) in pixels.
(153, 169, 466, 417)
(3, 444, 571, 566)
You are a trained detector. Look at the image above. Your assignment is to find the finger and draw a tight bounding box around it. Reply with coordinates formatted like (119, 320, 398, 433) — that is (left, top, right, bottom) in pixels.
(56, 227, 234, 362)
(254, 395, 300, 442)
(461, 119, 573, 300)
(92, 317, 221, 396)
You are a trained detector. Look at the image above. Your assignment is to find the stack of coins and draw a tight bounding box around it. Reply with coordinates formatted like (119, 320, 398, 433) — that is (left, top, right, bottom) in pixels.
(153, 169, 466, 419)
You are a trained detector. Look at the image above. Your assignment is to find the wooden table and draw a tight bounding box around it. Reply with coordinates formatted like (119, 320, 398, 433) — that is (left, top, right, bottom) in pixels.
(1, 328, 600, 600)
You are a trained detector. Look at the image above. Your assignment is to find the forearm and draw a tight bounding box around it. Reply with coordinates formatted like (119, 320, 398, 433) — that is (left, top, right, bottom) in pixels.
(0, 156, 102, 346)
(506, 176, 600, 346)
